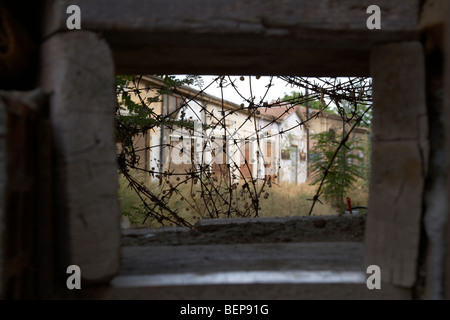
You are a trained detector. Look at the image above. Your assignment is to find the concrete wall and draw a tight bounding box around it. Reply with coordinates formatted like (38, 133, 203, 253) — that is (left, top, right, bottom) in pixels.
(278, 112, 308, 184)
(124, 81, 162, 173)
(365, 42, 428, 288)
(39, 31, 121, 285)
(307, 111, 370, 150)
(2, 0, 450, 299)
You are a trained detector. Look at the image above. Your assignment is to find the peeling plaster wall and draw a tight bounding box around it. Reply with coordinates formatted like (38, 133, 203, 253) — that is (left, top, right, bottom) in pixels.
(279, 112, 307, 184)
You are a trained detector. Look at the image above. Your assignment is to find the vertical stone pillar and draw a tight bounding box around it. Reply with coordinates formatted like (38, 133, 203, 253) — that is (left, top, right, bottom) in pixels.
(39, 31, 120, 284)
(418, 0, 449, 300)
(443, 0, 450, 300)
(0, 90, 48, 299)
(365, 42, 428, 288)
(0, 93, 6, 299)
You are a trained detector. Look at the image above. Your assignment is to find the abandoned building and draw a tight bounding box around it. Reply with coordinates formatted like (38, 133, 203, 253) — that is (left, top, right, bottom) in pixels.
(1, 0, 450, 301)
(129, 76, 368, 186)
(129, 75, 310, 185)
(302, 107, 370, 150)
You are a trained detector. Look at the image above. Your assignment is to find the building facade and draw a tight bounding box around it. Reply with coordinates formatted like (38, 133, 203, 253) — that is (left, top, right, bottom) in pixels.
(126, 76, 310, 185)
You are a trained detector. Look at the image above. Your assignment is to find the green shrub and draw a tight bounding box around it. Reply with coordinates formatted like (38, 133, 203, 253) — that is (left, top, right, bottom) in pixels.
(309, 130, 367, 210)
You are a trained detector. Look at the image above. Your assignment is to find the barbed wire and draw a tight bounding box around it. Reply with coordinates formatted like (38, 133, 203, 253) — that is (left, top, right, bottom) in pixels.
(116, 75, 372, 227)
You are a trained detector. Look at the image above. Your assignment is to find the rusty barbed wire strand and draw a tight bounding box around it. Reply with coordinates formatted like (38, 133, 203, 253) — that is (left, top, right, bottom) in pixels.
(116, 75, 372, 226)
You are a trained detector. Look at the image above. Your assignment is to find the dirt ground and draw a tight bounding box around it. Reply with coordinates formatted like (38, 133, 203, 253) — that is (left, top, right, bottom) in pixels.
(122, 214, 366, 246)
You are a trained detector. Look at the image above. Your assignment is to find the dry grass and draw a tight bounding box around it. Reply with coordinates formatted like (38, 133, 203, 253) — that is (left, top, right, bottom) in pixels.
(257, 180, 368, 217)
(258, 183, 335, 217)
(118, 173, 369, 228)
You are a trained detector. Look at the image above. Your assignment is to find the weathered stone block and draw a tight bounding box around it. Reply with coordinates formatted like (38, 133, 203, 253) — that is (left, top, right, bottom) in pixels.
(370, 42, 427, 141)
(43, 0, 419, 37)
(39, 31, 120, 283)
(365, 140, 425, 287)
(365, 41, 427, 288)
(42, 0, 420, 76)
